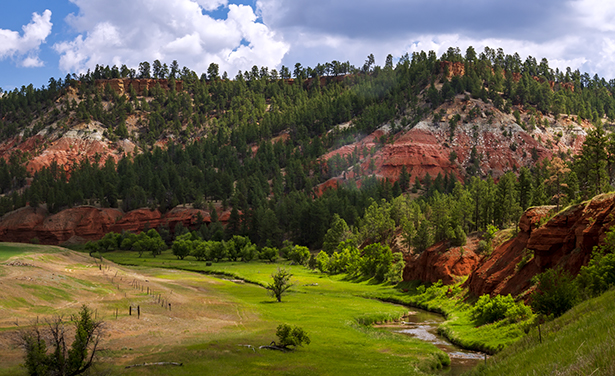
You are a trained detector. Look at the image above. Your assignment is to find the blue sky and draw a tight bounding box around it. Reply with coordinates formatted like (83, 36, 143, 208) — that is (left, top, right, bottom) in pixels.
(1, 0, 615, 92)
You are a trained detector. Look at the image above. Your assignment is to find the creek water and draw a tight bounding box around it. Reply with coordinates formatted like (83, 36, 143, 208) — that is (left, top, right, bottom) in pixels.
(377, 308, 485, 375)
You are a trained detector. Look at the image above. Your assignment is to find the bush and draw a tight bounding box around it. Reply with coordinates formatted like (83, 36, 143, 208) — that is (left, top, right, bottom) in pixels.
(275, 324, 310, 349)
(241, 244, 258, 262)
(316, 251, 329, 273)
(576, 247, 615, 297)
(260, 247, 279, 263)
(477, 240, 491, 254)
(531, 268, 578, 318)
(287, 245, 310, 265)
(471, 294, 532, 326)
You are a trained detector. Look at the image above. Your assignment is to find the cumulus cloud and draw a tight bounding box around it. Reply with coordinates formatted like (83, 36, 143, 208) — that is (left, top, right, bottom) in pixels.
(0, 10, 53, 67)
(54, 0, 289, 76)
(254, 0, 615, 79)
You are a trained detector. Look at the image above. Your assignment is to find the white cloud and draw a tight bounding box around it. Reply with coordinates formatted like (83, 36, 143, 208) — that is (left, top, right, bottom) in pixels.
(0, 10, 53, 67)
(253, 0, 615, 80)
(54, 0, 289, 76)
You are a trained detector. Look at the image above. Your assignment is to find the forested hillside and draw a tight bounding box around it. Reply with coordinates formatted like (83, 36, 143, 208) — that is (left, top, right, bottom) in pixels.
(2, 46, 615, 250)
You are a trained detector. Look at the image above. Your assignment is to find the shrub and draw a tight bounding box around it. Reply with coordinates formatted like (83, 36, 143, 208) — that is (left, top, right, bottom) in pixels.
(385, 252, 405, 284)
(515, 249, 534, 272)
(576, 248, 615, 297)
(286, 245, 310, 265)
(241, 244, 258, 262)
(531, 268, 578, 317)
(471, 294, 532, 326)
(275, 324, 310, 349)
(316, 251, 329, 273)
(477, 240, 490, 254)
(260, 247, 279, 263)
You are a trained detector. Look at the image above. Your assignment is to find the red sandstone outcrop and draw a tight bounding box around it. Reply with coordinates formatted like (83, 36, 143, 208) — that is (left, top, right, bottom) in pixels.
(467, 194, 615, 298)
(0, 206, 47, 243)
(0, 205, 231, 245)
(317, 94, 586, 192)
(440, 61, 465, 80)
(440, 60, 574, 91)
(403, 236, 482, 284)
(95, 78, 183, 96)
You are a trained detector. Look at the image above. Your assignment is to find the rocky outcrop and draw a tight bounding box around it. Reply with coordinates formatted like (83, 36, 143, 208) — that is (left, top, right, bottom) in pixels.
(318, 95, 587, 191)
(37, 207, 123, 244)
(0, 205, 230, 245)
(403, 237, 482, 284)
(467, 194, 615, 298)
(440, 61, 465, 80)
(95, 79, 183, 96)
(0, 207, 47, 243)
(0, 124, 136, 174)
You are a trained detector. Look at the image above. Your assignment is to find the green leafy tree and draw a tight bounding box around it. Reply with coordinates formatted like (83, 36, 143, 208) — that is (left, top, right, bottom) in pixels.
(322, 214, 350, 254)
(360, 200, 395, 244)
(133, 229, 166, 257)
(209, 241, 228, 262)
(267, 268, 293, 302)
(241, 244, 258, 262)
(171, 233, 193, 260)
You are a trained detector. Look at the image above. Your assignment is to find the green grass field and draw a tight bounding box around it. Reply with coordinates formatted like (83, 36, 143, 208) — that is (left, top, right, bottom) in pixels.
(1, 246, 452, 375)
(101, 251, 448, 375)
(10, 245, 612, 375)
(0, 242, 63, 261)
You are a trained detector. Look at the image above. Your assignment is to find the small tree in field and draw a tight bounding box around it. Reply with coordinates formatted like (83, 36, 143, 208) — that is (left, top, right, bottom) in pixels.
(19, 305, 103, 376)
(267, 268, 293, 302)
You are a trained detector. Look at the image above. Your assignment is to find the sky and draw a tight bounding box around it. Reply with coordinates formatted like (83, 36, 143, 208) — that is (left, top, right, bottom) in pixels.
(1, 0, 615, 92)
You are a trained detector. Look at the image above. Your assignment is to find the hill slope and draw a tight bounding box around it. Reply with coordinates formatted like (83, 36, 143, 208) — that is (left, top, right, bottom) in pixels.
(466, 288, 615, 376)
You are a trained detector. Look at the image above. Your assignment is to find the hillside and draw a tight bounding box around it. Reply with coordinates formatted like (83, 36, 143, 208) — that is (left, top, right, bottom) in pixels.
(466, 288, 615, 376)
(2, 48, 615, 281)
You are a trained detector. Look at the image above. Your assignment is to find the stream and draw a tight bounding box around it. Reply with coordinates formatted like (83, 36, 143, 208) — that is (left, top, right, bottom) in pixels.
(376, 308, 485, 375)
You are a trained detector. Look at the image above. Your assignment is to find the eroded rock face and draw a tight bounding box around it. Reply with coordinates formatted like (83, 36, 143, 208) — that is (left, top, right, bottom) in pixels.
(0, 205, 230, 245)
(403, 236, 482, 285)
(317, 95, 587, 193)
(467, 194, 615, 297)
(95, 79, 183, 96)
(0, 206, 47, 243)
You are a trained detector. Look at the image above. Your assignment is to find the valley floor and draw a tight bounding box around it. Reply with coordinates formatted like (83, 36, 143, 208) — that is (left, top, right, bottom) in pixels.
(0, 244, 446, 375)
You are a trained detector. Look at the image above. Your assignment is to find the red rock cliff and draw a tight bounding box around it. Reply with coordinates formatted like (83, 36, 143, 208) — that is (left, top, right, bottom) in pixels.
(0, 205, 230, 245)
(467, 193, 615, 297)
